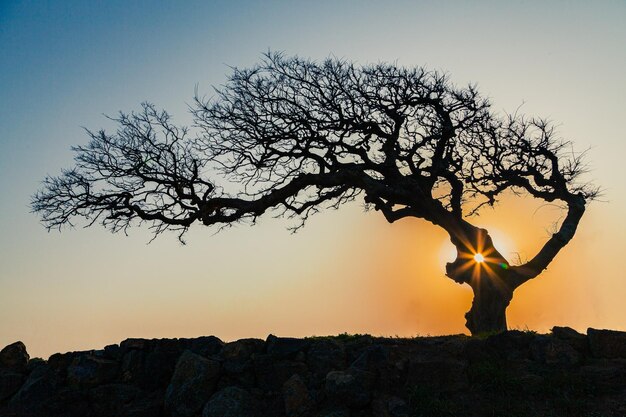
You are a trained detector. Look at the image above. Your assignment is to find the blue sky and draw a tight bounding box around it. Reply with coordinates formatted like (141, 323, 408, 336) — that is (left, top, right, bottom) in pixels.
(1, 1, 625, 357)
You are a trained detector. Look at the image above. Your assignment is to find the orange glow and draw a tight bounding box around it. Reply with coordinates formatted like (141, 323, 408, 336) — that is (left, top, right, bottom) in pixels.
(474, 253, 485, 263)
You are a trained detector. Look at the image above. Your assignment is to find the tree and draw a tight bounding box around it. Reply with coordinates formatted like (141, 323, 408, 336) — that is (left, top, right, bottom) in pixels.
(32, 53, 599, 335)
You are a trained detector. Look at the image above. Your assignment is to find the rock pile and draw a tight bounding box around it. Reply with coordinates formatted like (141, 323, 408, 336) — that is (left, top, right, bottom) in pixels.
(1, 328, 626, 416)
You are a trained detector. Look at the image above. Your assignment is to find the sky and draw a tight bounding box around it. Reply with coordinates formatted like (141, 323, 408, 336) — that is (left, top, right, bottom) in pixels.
(1, 0, 625, 358)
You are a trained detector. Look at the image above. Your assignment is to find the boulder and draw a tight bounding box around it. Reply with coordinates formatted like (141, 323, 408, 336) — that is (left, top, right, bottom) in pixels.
(307, 339, 346, 378)
(551, 326, 588, 355)
(254, 354, 309, 391)
(266, 335, 310, 359)
(48, 351, 79, 376)
(484, 330, 533, 360)
(588, 328, 626, 358)
(325, 369, 375, 409)
(0, 342, 29, 372)
(578, 358, 626, 391)
(350, 345, 389, 372)
(282, 374, 312, 417)
(188, 336, 224, 358)
(405, 357, 468, 392)
(120, 338, 152, 352)
(530, 335, 581, 365)
(87, 383, 145, 417)
(120, 349, 146, 384)
(0, 369, 25, 402)
(221, 339, 265, 361)
(141, 341, 185, 390)
(219, 339, 265, 389)
(103, 344, 122, 360)
(371, 395, 410, 417)
(202, 386, 258, 417)
(9, 363, 89, 417)
(165, 350, 220, 417)
(315, 408, 351, 417)
(67, 354, 118, 387)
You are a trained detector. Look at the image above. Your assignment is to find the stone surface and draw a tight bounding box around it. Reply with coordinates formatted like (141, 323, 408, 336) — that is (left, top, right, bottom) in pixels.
(165, 350, 220, 417)
(202, 386, 257, 417)
(220, 338, 265, 361)
(3, 332, 626, 416)
(0, 342, 29, 372)
(0, 370, 25, 402)
(325, 369, 374, 408)
(405, 357, 468, 392)
(266, 335, 310, 359)
(371, 396, 410, 417)
(283, 374, 312, 417)
(588, 328, 626, 358)
(67, 354, 119, 387)
(530, 335, 582, 365)
(307, 339, 346, 378)
(188, 336, 224, 358)
(254, 354, 309, 391)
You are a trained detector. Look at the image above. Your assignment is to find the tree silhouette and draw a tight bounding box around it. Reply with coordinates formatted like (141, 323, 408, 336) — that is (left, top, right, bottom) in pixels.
(32, 53, 599, 334)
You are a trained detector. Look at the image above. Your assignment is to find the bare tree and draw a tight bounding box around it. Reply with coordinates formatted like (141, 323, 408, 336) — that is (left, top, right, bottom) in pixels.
(32, 53, 599, 334)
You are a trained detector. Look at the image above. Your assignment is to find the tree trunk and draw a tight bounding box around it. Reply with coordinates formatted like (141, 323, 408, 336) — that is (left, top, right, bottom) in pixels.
(464, 271, 513, 335)
(444, 224, 515, 335)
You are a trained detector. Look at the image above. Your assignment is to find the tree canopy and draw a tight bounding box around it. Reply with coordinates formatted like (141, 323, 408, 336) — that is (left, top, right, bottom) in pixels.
(32, 53, 599, 333)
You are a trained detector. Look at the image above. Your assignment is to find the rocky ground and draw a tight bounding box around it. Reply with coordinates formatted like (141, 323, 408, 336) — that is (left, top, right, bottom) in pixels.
(1, 327, 626, 417)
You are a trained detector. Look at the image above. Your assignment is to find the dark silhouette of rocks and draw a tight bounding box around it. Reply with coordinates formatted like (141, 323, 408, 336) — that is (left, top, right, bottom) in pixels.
(1, 328, 626, 416)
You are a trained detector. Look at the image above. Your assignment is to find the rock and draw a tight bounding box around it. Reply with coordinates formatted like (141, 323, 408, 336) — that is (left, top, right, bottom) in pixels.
(325, 369, 374, 409)
(88, 383, 144, 417)
(484, 330, 533, 360)
(118, 338, 187, 390)
(165, 350, 220, 417)
(254, 354, 309, 391)
(120, 349, 145, 384)
(371, 395, 410, 417)
(202, 386, 258, 417)
(551, 326, 588, 355)
(552, 326, 585, 339)
(307, 339, 346, 378)
(141, 340, 185, 390)
(10, 363, 60, 405)
(350, 345, 389, 371)
(121, 393, 164, 417)
(48, 351, 79, 375)
(219, 339, 265, 389)
(405, 357, 468, 392)
(342, 335, 374, 364)
(267, 335, 310, 359)
(0, 342, 29, 372)
(350, 345, 404, 391)
(530, 335, 581, 365)
(588, 328, 626, 358)
(0, 369, 25, 402)
(221, 338, 265, 361)
(67, 354, 118, 387)
(578, 358, 626, 391)
(89, 385, 163, 417)
(120, 338, 152, 352)
(462, 338, 492, 363)
(103, 344, 122, 360)
(282, 374, 312, 417)
(188, 336, 224, 358)
(315, 408, 351, 417)
(26, 357, 45, 373)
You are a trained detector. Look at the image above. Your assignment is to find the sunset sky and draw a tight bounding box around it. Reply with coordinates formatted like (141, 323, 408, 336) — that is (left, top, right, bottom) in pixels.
(1, 1, 625, 359)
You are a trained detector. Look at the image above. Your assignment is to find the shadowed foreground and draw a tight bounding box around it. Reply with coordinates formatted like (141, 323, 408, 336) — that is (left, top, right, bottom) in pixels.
(2, 328, 626, 417)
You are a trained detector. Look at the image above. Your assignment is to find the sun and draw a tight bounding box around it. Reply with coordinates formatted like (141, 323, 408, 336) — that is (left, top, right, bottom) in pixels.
(474, 253, 485, 263)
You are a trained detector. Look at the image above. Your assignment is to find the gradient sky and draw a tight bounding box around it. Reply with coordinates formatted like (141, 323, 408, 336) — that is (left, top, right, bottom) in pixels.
(1, 1, 625, 359)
